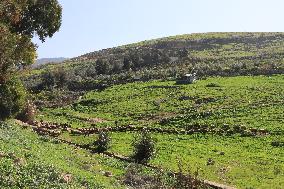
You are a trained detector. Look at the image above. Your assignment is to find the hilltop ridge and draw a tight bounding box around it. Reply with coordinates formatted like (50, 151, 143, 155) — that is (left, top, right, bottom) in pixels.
(72, 32, 284, 62)
(24, 32, 284, 94)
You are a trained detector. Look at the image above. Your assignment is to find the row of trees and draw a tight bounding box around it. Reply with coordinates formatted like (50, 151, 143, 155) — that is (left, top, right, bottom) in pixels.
(26, 58, 282, 98)
(94, 48, 189, 75)
(0, 0, 62, 120)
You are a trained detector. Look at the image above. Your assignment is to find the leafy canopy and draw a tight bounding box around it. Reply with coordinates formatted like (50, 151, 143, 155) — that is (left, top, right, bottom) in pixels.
(0, 0, 62, 83)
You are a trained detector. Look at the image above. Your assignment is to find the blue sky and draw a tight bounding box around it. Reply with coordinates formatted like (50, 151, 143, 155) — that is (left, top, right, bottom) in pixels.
(33, 0, 284, 59)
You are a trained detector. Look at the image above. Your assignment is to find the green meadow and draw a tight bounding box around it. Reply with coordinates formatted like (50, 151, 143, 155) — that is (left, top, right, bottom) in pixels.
(33, 75, 284, 188)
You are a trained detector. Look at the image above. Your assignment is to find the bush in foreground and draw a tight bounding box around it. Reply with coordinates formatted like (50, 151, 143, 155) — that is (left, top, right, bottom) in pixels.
(132, 130, 156, 164)
(0, 77, 27, 120)
(94, 131, 111, 153)
(0, 159, 73, 188)
(174, 161, 204, 189)
(123, 163, 206, 189)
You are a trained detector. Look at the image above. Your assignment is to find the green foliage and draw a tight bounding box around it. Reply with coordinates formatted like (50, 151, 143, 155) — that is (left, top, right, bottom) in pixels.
(112, 61, 123, 74)
(36, 75, 284, 188)
(95, 59, 111, 75)
(123, 164, 167, 188)
(122, 57, 133, 70)
(0, 121, 125, 188)
(0, 160, 68, 188)
(11, 0, 62, 42)
(53, 67, 67, 88)
(174, 161, 203, 189)
(122, 163, 205, 189)
(95, 131, 111, 153)
(17, 32, 284, 189)
(24, 67, 70, 94)
(0, 77, 27, 120)
(0, 0, 62, 83)
(40, 67, 67, 90)
(132, 130, 156, 164)
(0, 23, 36, 83)
(41, 70, 56, 89)
(23, 33, 284, 94)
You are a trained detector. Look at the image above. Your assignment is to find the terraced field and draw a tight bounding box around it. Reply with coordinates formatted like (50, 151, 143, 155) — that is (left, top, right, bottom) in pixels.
(34, 75, 284, 188)
(23, 32, 284, 98)
(0, 121, 127, 188)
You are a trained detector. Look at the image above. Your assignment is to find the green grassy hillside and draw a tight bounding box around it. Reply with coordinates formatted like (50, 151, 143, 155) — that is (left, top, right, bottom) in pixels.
(5, 33, 284, 188)
(23, 32, 284, 96)
(36, 75, 284, 188)
(0, 121, 126, 188)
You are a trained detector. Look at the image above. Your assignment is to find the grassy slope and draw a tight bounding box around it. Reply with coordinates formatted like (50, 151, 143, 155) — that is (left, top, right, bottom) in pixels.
(25, 32, 284, 77)
(38, 75, 284, 188)
(0, 121, 126, 188)
(21, 32, 284, 111)
(14, 32, 284, 188)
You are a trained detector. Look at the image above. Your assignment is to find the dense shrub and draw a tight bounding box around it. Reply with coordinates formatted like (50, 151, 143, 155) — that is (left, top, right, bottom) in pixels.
(85, 64, 97, 78)
(174, 161, 204, 189)
(122, 57, 133, 70)
(41, 70, 56, 90)
(131, 130, 156, 164)
(94, 131, 110, 153)
(123, 164, 166, 188)
(123, 163, 206, 189)
(95, 59, 111, 75)
(53, 67, 67, 88)
(40, 68, 68, 90)
(0, 160, 71, 188)
(0, 77, 27, 120)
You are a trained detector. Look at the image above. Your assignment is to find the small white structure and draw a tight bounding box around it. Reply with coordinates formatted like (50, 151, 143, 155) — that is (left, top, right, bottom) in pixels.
(185, 73, 197, 83)
(176, 73, 197, 84)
